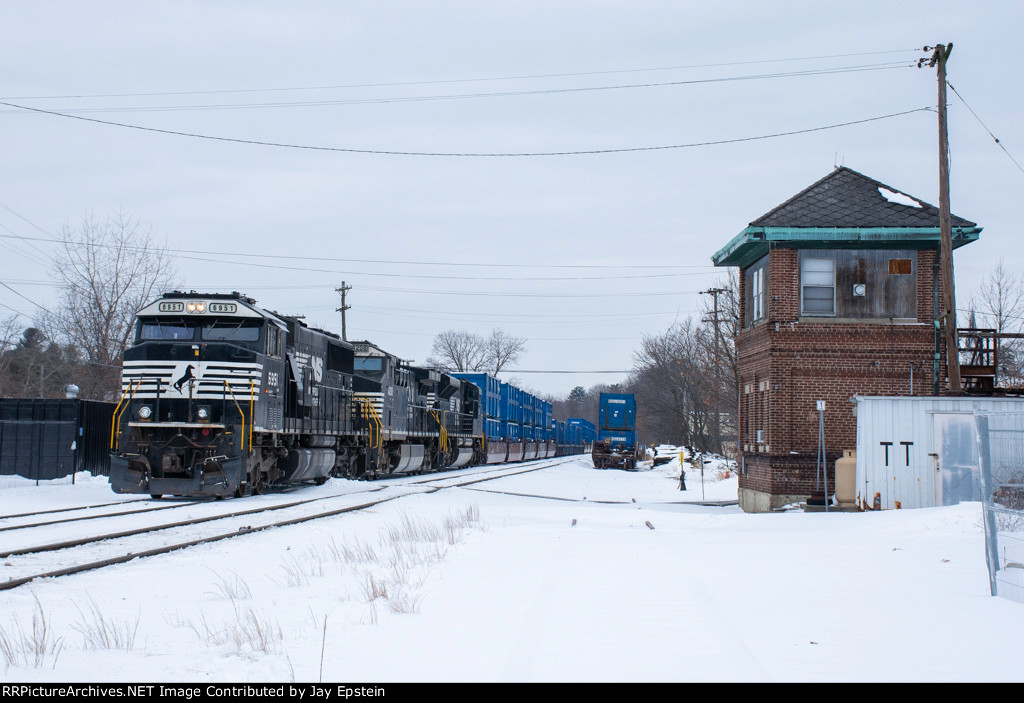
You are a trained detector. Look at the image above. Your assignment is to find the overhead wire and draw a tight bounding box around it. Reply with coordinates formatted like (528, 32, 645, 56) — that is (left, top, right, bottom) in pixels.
(0, 50, 931, 323)
(355, 327, 643, 341)
(357, 304, 687, 320)
(0, 233, 710, 270)
(2, 47, 920, 101)
(947, 81, 1024, 176)
(0, 62, 914, 115)
(0, 300, 32, 318)
(0, 280, 51, 314)
(0, 100, 931, 157)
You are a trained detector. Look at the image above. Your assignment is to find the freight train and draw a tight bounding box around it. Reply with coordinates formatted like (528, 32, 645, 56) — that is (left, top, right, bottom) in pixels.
(109, 291, 587, 498)
(591, 392, 643, 470)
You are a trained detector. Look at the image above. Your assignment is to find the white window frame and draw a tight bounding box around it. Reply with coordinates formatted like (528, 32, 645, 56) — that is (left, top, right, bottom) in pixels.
(801, 256, 836, 316)
(752, 267, 764, 321)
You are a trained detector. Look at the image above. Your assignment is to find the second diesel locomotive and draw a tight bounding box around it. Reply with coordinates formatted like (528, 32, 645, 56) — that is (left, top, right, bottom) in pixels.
(109, 291, 572, 498)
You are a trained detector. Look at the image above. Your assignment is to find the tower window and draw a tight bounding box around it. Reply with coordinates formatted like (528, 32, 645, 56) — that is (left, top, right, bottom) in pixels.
(801, 257, 835, 315)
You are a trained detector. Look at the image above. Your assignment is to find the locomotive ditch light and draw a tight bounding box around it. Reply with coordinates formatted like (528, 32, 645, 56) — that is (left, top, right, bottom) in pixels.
(197, 406, 211, 421)
(137, 405, 153, 420)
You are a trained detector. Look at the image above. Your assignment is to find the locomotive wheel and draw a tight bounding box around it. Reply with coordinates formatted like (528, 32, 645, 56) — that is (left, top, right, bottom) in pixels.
(149, 494, 163, 500)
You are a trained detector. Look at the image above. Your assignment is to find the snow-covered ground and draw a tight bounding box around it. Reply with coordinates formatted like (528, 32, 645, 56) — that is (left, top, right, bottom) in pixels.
(1, 453, 1021, 683)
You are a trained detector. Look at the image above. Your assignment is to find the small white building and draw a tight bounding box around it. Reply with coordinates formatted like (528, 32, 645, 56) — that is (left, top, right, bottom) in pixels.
(853, 395, 1024, 510)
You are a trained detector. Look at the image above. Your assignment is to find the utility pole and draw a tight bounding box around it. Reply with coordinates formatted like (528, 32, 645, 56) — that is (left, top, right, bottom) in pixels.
(335, 281, 352, 341)
(701, 287, 728, 453)
(920, 42, 961, 393)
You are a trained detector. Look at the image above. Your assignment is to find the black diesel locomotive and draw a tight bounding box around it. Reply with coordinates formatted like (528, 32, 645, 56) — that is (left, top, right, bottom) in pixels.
(109, 291, 489, 498)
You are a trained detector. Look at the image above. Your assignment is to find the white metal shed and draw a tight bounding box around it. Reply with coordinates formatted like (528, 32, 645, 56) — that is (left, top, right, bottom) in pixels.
(853, 395, 1024, 510)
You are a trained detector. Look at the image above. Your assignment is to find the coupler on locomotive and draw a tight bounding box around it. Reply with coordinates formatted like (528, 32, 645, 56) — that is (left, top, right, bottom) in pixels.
(110, 422, 248, 498)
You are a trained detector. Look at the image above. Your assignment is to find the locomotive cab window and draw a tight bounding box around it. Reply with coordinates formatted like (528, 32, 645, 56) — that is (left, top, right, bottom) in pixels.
(266, 325, 284, 358)
(138, 318, 195, 341)
(354, 357, 384, 378)
(201, 319, 262, 345)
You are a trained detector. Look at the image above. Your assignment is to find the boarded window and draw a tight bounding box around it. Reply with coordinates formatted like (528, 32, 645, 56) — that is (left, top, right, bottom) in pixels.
(889, 258, 912, 275)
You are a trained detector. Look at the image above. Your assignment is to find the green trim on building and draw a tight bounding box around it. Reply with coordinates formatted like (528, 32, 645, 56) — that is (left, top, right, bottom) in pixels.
(712, 225, 982, 269)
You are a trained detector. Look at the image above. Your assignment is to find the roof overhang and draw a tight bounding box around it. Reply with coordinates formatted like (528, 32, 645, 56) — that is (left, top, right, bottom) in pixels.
(712, 225, 982, 269)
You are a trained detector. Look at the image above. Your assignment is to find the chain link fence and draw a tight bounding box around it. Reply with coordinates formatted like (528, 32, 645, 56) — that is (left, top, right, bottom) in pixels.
(975, 411, 1024, 604)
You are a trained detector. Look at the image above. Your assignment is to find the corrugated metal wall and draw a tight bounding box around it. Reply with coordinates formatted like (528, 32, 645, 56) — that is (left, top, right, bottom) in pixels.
(855, 396, 1024, 509)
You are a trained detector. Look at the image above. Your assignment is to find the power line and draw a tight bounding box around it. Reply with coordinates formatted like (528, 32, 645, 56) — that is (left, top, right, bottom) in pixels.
(1, 62, 913, 115)
(0, 233, 709, 270)
(947, 81, 1024, 176)
(356, 285, 701, 298)
(0, 100, 931, 157)
(0, 300, 32, 318)
(355, 327, 641, 342)
(0, 233, 723, 282)
(168, 252, 718, 281)
(357, 305, 687, 320)
(504, 369, 631, 374)
(0, 281, 50, 314)
(3, 48, 920, 101)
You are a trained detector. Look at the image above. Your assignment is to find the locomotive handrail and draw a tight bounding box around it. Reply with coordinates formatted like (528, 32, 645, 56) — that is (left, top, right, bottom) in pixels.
(110, 378, 142, 450)
(357, 398, 383, 453)
(249, 379, 255, 451)
(429, 409, 448, 453)
(224, 381, 247, 455)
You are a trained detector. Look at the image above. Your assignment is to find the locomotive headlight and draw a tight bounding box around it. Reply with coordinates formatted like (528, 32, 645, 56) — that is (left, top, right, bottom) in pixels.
(137, 405, 153, 420)
(186, 301, 206, 314)
(197, 406, 211, 421)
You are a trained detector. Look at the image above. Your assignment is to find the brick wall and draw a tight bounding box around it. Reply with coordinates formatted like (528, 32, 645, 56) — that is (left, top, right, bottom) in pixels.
(735, 246, 948, 504)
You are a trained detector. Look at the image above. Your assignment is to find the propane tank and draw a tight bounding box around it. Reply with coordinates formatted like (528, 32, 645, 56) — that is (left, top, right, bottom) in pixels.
(835, 450, 857, 507)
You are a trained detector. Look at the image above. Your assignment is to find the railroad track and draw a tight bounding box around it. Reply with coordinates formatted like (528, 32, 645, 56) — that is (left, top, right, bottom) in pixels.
(0, 499, 204, 533)
(0, 497, 155, 521)
(0, 456, 576, 591)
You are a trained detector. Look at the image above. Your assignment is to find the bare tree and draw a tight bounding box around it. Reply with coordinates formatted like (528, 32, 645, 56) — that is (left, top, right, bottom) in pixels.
(427, 330, 488, 372)
(632, 318, 714, 449)
(46, 213, 177, 400)
(972, 259, 1024, 386)
(697, 270, 740, 453)
(428, 328, 527, 374)
(484, 328, 526, 374)
(0, 315, 21, 396)
(630, 271, 739, 453)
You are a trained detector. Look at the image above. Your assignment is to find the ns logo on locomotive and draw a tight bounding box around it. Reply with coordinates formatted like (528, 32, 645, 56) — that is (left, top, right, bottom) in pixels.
(109, 291, 573, 499)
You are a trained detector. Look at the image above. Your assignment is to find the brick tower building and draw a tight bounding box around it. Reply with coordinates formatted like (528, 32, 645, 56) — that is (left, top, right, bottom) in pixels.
(712, 167, 981, 512)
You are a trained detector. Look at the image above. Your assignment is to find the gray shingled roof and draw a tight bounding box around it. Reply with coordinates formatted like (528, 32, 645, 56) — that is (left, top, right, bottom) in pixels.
(750, 166, 977, 229)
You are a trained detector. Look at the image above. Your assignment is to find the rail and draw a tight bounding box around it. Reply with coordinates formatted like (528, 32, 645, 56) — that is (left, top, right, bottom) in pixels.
(224, 381, 248, 455)
(249, 379, 254, 451)
(109, 378, 141, 450)
(429, 409, 449, 453)
(357, 398, 383, 454)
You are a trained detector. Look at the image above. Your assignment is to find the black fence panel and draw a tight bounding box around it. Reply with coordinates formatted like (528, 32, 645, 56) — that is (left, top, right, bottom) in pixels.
(0, 399, 115, 480)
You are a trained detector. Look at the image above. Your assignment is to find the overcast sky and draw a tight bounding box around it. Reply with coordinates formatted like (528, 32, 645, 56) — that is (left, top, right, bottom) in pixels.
(2, 2, 1021, 396)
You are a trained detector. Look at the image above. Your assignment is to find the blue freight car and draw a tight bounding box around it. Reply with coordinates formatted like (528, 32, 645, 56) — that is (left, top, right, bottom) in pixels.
(592, 393, 642, 470)
(453, 374, 566, 463)
(567, 417, 596, 445)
